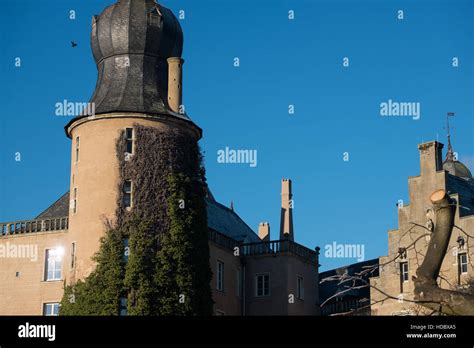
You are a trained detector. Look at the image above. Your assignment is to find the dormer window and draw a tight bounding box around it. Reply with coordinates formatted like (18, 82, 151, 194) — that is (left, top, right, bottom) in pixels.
(147, 7, 162, 27)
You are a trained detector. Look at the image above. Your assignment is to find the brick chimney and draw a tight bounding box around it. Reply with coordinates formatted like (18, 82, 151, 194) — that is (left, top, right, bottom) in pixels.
(258, 222, 270, 241)
(167, 57, 184, 113)
(279, 179, 294, 241)
(418, 141, 444, 177)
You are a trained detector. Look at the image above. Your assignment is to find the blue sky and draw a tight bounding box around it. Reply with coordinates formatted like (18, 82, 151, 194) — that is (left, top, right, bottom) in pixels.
(1, 0, 473, 271)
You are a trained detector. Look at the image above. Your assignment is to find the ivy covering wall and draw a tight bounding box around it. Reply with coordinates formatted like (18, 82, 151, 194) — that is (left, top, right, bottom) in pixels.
(61, 124, 213, 315)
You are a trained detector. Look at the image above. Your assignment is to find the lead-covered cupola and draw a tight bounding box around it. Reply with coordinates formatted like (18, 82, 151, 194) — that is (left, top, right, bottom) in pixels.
(88, 0, 185, 116)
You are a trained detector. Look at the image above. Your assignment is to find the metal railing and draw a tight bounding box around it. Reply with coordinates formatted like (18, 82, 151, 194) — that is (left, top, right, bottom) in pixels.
(0, 217, 69, 237)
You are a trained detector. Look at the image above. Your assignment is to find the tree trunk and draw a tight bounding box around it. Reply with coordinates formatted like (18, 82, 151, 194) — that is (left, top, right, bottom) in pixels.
(413, 189, 474, 315)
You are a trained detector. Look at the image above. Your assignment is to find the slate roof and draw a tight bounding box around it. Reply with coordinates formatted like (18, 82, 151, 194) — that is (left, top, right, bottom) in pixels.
(206, 199, 260, 243)
(447, 174, 474, 218)
(319, 259, 379, 304)
(34, 192, 259, 242)
(89, 0, 182, 116)
(35, 192, 70, 219)
(65, 0, 201, 139)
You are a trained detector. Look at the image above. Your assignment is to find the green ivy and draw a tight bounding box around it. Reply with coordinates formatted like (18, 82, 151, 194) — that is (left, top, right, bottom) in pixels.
(60, 227, 125, 315)
(60, 126, 213, 316)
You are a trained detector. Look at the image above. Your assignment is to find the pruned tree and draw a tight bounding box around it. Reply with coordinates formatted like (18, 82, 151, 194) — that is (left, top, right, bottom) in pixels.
(320, 189, 474, 316)
(413, 189, 474, 315)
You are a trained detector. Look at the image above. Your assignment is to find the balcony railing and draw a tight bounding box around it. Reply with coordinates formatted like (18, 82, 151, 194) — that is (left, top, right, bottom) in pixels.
(242, 239, 318, 264)
(208, 229, 240, 250)
(209, 230, 318, 264)
(0, 217, 69, 237)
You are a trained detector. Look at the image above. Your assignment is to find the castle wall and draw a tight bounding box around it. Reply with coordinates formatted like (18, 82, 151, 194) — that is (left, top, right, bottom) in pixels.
(244, 253, 319, 315)
(0, 231, 67, 315)
(209, 242, 242, 315)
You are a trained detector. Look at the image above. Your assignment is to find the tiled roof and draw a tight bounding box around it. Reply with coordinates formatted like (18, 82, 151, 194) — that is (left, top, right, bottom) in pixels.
(34, 192, 259, 242)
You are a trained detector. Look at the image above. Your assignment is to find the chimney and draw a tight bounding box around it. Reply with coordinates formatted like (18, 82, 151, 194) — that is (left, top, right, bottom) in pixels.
(418, 141, 444, 177)
(167, 57, 184, 113)
(279, 179, 294, 241)
(258, 222, 270, 241)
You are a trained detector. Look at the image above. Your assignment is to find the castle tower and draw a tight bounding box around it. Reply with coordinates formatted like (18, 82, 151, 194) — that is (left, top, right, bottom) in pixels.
(279, 179, 294, 241)
(64, 0, 202, 282)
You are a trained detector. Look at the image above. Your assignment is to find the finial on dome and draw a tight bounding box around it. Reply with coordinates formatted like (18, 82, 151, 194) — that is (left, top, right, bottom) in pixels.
(442, 112, 473, 179)
(445, 112, 455, 162)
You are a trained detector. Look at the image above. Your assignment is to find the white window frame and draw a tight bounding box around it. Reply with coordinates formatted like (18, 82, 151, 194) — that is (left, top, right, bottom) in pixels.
(459, 252, 468, 274)
(255, 273, 270, 297)
(43, 302, 60, 316)
(45, 249, 62, 281)
(400, 261, 409, 282)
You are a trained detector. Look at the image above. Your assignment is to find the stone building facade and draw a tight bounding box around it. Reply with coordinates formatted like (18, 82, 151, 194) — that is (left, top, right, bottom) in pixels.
(0, 0, 319, 316)
(370, 140, 474, 315)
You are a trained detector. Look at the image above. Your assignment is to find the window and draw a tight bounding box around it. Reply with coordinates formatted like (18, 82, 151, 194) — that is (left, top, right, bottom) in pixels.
(459, 253, 468, 274)
(45, 249, 63, 281)
(400, 261, 409, 292)
(400, 262, 409, 282)
(43, 303, 59, 316)
(296, 276, 304, 300)
(256, 274, 270, 297)
(216, 261, 224, 292)
(75, 136, 80, 162)
(236, 268, 242, 297)
(147, 8, 161, 27)
(125, 128, 134, 154)
(70, 242, 76, 269)
(119, 297, 127, 316)
(123, 239, 129, 262)
(72, 187, 78, 214)
(123, 180, 132, 209)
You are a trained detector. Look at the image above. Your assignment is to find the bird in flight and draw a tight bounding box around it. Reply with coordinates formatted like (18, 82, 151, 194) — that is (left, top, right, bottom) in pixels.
(71, 41, 78, 48)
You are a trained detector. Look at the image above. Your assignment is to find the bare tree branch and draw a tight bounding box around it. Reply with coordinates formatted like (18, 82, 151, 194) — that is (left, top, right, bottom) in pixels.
(413, 189, 474, 315)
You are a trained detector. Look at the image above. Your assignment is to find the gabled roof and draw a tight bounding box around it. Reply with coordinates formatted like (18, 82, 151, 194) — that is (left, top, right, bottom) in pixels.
(34, 192, 260, 242)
